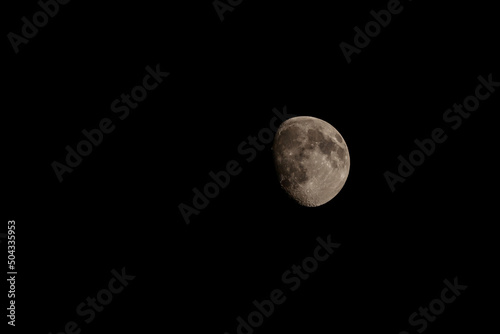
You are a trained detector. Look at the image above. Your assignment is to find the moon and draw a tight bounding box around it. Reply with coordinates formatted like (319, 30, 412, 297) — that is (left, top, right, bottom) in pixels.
(272, 116, 350, 207)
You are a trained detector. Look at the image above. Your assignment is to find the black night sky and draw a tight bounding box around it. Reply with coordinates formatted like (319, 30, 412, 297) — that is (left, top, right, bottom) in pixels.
(3, 1, 498, 333)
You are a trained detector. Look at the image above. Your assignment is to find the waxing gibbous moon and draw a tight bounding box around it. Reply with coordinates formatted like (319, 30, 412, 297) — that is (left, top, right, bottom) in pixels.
(272, 116, 350, 207)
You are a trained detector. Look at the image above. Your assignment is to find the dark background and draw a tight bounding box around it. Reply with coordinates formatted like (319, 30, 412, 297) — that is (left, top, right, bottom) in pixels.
(3, 0, 498, 333)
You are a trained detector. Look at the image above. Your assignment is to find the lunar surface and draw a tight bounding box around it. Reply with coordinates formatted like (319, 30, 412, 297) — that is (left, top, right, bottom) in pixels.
(272, 116, 350, 207)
